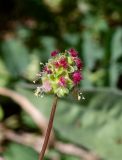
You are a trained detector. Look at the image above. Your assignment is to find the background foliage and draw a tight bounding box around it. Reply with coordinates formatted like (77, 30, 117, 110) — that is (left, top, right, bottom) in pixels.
(0, 0, 122, 160)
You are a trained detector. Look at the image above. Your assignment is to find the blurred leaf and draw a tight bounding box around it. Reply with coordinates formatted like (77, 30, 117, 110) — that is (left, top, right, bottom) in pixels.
(40, 36, 57, 61)
(5, 115, 20, 129)
(110, 28, 122, 87)
(0, 58, 10, 86)
(25, 51, 40, 80)
(63, 33, 80, 46)
(3, 143, 38, 160)
(1, 38, 30, 76)
(46, 149, 80, 160)
(82, 30, 104, 69)
(16, 27, 32, 40)
(45, 149, 61, 160)
(21, 111, 37, 129)
(61, 155, 80, 160)
(44, 0, 62, 12)
(82, 28, 105, 88)
(82, 16, 108, 32)
(16, 87, 122, 160)
(0, 105, 4, 121)
(111, 28, 122, 62)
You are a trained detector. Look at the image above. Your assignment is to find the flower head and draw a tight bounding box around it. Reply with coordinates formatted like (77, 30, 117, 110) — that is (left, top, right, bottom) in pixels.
(35, 49, 83, 98)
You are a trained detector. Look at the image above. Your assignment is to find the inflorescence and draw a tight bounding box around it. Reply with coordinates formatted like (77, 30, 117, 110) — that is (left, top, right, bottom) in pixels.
(34, 48, 84, 99)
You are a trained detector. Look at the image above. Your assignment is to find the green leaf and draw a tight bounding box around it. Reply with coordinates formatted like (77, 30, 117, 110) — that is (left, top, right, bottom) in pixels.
(3, 143, 38, 160)
(63, 33, 80, 46)
(110, 28, 122, 87)
(0, 58, 10, 86)
(16, 87, 122, 160)
(1, 38, 30, 76)
(83, 32, 104, 67)
(40, 36, 57, 61)
(111, 28, 122, 62)
(0, 105, 4, 120)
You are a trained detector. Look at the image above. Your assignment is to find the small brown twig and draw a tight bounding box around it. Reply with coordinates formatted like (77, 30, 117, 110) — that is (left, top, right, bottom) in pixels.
(39, 96, 58, 160)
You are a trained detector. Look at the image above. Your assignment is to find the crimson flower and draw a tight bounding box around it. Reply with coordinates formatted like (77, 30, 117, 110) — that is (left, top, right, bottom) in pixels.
(58, 77, 66, 87)
(72, 72, 82, 84)
(59, 58, 68, 68)
(51, 50, 59, 57)
(54, 61, 60, 68)
(68, 48, 78, 57)
(43, 66, 52, 74)
(74, 57, 83, 70)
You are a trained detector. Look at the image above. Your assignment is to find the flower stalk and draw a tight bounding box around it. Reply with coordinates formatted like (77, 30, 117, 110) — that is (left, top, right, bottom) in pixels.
(39, 96, 58, 160)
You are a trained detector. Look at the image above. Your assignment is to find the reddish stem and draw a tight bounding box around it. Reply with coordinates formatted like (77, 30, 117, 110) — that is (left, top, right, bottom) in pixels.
(39, 96, 58, 160)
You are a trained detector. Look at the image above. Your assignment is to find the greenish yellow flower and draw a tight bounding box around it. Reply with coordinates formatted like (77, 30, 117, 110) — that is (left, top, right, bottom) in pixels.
(34, 48, 83, 98)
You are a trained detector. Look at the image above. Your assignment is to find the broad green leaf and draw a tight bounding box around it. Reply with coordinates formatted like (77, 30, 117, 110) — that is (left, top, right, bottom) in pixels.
(25, 52, 40, 80)
(110, 28, 122, 87)
(111, 28, 122, 61)
(40, 36, 57, 61)
(4, 143, 38, 160)
(16, 87, 122, 160)
(1, 38, 30, 76)
(82, 30, 104, 69)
